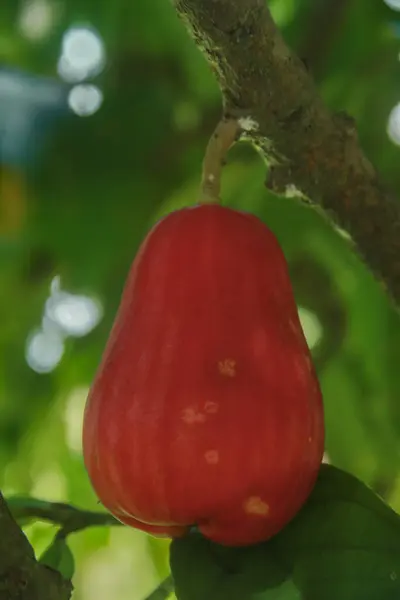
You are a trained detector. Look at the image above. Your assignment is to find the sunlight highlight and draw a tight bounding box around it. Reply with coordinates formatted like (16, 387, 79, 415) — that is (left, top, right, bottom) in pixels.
(59, 25, 105, 82)
(298, 307, 323, 350)
(18, 0, 59, 41)
(31, 467, 67, 500)
(26, 328, 65, 373)
(26, 276, 103, 373)
(63, 387, 89, 453)
(387, 102, 400, 145)
(46, 292, 102, 337)
(68, 84, 103, 116)
(82, 529, 159, 600)
(384, 0, 400, 11)
(46, 275, 103, 337)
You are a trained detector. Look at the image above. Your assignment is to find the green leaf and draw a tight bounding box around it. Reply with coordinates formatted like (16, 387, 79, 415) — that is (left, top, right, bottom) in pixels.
(170, 465, 400, 600)
(274, 464, 400, 600)
(146, 575, 175, 600)
(57, 542, 75, 581)
(171, 531, 291, 600)
(39, 536, 75, 581)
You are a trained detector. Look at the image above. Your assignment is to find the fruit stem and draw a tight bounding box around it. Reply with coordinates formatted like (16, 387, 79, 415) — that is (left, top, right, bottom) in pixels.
(198, 117, 241, 204)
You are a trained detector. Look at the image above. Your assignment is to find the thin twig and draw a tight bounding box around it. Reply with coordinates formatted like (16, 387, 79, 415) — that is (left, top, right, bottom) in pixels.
(7, 495, 122, 536)
(198, 117, 240, 204)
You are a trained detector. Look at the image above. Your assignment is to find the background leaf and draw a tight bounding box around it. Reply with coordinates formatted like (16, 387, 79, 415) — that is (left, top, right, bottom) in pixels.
(39, 535, 76, 580)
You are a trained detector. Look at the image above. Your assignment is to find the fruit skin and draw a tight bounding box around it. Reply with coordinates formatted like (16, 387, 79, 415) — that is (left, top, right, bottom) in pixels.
(82, 204, 324, 547)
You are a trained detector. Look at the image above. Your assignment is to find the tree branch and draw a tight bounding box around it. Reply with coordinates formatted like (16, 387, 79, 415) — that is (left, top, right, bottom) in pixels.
(6, 495, 173, 600)
(171, 0, 400, 306)
(0, 492, 72, 600)
(7, 495, 121, 536)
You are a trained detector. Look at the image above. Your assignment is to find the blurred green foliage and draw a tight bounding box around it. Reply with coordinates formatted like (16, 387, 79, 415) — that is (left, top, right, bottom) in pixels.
(1, 0, 400, 599)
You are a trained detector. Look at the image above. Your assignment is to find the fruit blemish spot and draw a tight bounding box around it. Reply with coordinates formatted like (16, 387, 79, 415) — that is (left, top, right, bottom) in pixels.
(204, 401, 219, 414)
(204, 450, 219, 464)
(243, 496, 269, 516)
(181, 407, 206, 424)
(218, 358, 236, 377)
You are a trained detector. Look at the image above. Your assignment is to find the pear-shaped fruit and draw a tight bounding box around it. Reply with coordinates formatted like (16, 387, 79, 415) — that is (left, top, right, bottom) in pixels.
(83, 204, 324, 546)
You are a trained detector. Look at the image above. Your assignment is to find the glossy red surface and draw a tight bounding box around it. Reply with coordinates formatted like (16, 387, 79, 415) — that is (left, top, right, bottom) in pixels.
(83, 204, 324, 546)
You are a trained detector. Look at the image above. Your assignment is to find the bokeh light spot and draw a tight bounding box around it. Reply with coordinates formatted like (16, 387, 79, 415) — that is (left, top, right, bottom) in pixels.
(60, 26, 105, 81)
(18, 0, 58, 41)
(63, 387, 89, 453)
(46, 292, 102, 337)
(298, 307, 323, 350)
(68, 84, 103, 116)
(384, 0, 400, 11)
(387, 102, 400, 145)
(26, 329, 65, 373)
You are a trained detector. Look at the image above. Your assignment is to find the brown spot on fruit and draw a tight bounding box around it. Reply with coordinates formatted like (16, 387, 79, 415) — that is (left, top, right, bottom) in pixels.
(218, 358, 236, 377)
(204, 450, 219, 464)
(181, 407, 206, 424)
(243, 496, 269, 516)
(204, 401, 219, 414)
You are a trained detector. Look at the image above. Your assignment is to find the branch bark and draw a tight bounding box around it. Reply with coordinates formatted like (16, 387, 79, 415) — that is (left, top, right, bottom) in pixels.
(0, 492, 72, 600)
(171, 0, 400, 306)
